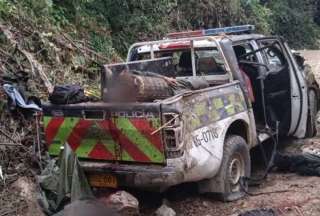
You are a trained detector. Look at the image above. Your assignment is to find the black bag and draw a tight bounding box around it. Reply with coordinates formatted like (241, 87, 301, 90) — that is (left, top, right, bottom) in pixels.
(49, 85, 88, 105)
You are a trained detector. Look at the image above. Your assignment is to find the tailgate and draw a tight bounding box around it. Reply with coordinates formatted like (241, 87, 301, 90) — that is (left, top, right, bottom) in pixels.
(42, 103, 166, 164)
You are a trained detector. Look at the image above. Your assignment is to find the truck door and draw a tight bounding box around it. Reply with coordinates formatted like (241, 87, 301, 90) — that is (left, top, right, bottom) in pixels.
(256, 38, 308, 138)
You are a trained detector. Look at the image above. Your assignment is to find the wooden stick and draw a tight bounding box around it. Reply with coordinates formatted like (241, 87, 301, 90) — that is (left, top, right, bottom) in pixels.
(0, 129, 20, 145)
(151, 115, 180, 135)
(0, 143, 22, 146)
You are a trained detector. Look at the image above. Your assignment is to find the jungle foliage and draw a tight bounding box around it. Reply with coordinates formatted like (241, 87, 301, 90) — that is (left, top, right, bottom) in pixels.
(1, 0, 320, 57)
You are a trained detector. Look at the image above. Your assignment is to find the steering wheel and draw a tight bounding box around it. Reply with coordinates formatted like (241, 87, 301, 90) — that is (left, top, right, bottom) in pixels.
(267, 64, 287, 76)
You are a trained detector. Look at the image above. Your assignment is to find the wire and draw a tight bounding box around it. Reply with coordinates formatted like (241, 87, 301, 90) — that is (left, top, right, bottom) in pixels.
(239, 121, 280, 196)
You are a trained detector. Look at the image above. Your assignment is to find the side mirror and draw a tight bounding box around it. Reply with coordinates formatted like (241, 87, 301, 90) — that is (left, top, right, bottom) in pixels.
(293, 53, 305, 68)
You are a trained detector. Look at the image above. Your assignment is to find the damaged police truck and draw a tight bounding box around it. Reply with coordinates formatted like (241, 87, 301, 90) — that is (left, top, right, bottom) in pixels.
(42, 25, 319, 201)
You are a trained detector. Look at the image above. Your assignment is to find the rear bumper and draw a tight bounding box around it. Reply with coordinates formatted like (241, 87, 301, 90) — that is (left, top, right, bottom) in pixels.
(80, 161, 184, 191)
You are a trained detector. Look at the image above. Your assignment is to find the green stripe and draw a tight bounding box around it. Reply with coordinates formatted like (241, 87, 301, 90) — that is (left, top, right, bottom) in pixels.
(76, 138, 97, 157)
(100, 139, 134, 161)
(76, 137, 134, 161)
(43, 116, 52, 129)
(48, 141, 63, 155)
(48, 118, 79, 154)
(76, 123, 116, 157)
(73, 123, 134, 161)
(115, 117, 164, 162)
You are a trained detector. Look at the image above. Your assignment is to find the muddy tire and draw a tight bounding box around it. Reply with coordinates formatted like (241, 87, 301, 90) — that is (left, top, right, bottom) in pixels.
(306, 89, 317, 138)
(199, 135, 251, 202)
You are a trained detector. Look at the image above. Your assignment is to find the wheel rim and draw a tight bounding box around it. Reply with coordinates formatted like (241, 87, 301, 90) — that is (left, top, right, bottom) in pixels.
(228, 153, 245, 187)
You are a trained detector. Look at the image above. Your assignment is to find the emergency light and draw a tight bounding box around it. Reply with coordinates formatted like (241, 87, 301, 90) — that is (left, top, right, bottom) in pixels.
(167, 25, 255, 39)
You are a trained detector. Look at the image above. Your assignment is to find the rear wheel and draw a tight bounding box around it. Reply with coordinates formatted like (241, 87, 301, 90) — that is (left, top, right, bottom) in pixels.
(306, 89, 317, 138)
(199, 135, 250, 201)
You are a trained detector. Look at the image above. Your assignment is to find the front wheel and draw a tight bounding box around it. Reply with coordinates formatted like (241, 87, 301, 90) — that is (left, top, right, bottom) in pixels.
(305, 90, 317, 138)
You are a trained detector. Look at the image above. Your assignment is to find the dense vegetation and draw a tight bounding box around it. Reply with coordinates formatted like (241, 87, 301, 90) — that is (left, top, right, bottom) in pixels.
(1, 0, 320, 58)
(0, 0, 319, 94)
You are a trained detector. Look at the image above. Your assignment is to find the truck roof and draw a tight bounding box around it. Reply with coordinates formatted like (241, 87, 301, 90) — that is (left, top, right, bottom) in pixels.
(134, 34, 264, 54)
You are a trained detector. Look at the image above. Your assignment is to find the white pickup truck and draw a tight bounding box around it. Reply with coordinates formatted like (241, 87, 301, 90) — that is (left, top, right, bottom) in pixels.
(42, 25, 319, 202)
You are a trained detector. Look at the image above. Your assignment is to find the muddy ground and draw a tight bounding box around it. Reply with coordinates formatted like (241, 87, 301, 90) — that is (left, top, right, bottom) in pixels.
(137, 51, 320, 216)
(138, 138, 320, 216)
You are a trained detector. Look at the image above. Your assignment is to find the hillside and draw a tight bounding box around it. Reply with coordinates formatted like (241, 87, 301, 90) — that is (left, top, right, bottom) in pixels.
(1, 0, 320, 215)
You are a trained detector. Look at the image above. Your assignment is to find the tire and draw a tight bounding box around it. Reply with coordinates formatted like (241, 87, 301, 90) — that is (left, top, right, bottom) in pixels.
(306, 90, 317, 138)
(199, 135, 250, 202)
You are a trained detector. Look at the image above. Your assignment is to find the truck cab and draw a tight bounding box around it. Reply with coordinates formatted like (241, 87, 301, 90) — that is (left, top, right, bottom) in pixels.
(42, 25, 319, 201)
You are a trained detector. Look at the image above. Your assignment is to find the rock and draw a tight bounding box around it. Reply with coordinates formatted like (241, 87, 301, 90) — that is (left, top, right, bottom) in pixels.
(104, 190, 139, 216)
(202, 201, 210, 208)
(155, 202, 176, 216)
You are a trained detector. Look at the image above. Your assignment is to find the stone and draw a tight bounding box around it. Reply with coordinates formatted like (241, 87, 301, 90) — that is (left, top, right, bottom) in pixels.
(155, 202, 176, 216)
(104, 190, 139, 216)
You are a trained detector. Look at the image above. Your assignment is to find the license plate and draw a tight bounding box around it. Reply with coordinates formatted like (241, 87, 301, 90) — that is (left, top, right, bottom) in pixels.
(88, 174, 118, 188)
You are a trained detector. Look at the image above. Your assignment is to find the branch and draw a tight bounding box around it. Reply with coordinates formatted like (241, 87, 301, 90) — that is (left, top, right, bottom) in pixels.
(61, 32, 110, 62)
(0, 128, 20, 146)
(0, 23, 53, 93)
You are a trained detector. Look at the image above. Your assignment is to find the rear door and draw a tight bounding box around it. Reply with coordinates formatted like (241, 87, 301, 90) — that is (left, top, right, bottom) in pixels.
(256, 38, 308, 137)
(43, 103, 166, 164)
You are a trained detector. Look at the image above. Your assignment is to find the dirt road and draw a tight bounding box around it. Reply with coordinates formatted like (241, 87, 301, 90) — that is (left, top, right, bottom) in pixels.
(139, 138, 320, 216)
(138, 51, 320, 216)
(300, 50, 320, 84)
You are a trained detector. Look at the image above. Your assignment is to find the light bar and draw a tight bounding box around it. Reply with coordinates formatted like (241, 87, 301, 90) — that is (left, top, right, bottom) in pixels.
(166, 25, 255, 39)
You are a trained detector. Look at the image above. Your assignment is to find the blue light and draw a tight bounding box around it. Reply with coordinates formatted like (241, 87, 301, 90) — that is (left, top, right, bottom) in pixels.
(204, 25, 255, 36)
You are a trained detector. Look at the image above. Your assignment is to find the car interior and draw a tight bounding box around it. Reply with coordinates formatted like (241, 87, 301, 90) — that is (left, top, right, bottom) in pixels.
(233, 41, 292, 135)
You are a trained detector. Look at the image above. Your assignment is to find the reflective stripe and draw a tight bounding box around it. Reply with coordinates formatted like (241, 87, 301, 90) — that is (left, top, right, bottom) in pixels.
(48, 118, 79, 154)
(103, 120, 152, 162)
(115, 117, 164, 162)
(67, 120, 92, 151)
(130, 119, 163, 152)
(45, 117, 64, 146)
(45, 116, 164, 163)
(43, 117, 52, 129)
(76, 138, 97, 157)
(88, 142, 114, 160)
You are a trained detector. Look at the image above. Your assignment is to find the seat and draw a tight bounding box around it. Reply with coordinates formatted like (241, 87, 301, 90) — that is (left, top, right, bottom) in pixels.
(198, 57, 219, 75)
(177, 52, 193, 76)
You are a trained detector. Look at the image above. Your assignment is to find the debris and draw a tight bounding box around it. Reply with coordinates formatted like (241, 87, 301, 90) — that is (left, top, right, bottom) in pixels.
(61, 33, 110, 62)
(0, 166, 3, 182)
(3, 84, 42, 111)
(274, 152, 320, 176)
(0, 23, 54, 93)
(12, 177, 45, 216)
(0, 128, 21, 146)
(38, 143, 94, 214)
(104, 190, 139, 216)
(155, 200, 176, 216)
(238, 208, 277, 216)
